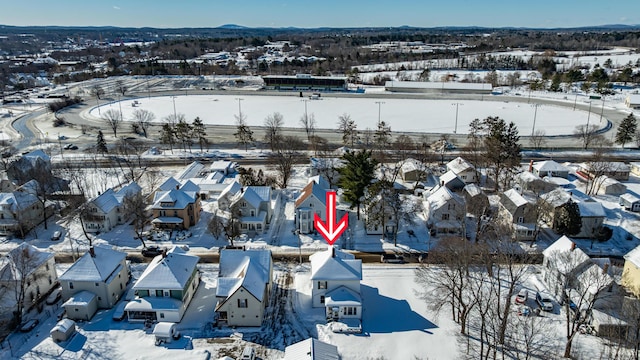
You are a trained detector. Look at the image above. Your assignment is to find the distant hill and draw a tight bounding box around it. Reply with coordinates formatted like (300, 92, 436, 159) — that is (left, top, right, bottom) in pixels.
(217, 24, 249, 30)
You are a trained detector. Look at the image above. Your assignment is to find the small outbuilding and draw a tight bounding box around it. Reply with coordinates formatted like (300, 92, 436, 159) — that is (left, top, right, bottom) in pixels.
(620, 193, 640, 212)
(153, 322, 180, 345)
(596, 176, 627, 196)
(50, 318, 76, 342)
(63, 290, 98, 321)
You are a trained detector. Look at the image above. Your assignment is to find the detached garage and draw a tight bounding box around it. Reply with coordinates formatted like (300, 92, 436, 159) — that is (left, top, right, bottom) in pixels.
(50, 319, 76, 342)
(63, 290, 98, 321)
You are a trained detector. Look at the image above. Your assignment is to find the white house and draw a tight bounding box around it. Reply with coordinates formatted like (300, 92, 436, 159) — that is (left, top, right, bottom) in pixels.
(215, 249, 272, 327)
(284, 338, 340, 360)
(446, 157, 478, 184)
(230, 186, 274, 235)
(217, 181, 242, 211)
(625, 94, 640, 109)
(82, 182, 142, 234)
(0, 191, 44, 237)
(209, 160, 237, 175)
(126, 247, 200, 323)
(295, 180, 327, 234)
(620, 193, 640, 212)
(532, 160, 570, 179)
(0, 243, 57, 316)
(399, 158, 428, 182)
(595, 176, 627, 196)
(309, 247, 362, 322)
(58, 245, 129, 309)
(541, 188, 606, 239)
(425, 186, 465, 236)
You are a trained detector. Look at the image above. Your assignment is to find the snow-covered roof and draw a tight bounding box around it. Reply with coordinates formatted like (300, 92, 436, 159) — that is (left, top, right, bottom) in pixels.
(325, 286, 362, 306)
(175, 161, 205, 180)
(153, 322, 176, 337)
(219, 181, 241, 199)
(532, 160, 568, 173)
(400, 158, 424, 174)
(595, 176, 625, 189)
(0, 191, 39, 212)
(620, 193, 640, 204)
(517, 171, 541, 183)
(439, 170, 464, 188)
(217, 249, 272, 303)
(295, 181, 327, 208)
(385, 80, 492, 91)
(23, 149, 50, 163)
(576, 263, 614, 296)
(158, 177, 181, 191)
(310, 247, 362, 281)
(59, 245, 126, 282)
(579, 162, 630, 172)
(64, 290, 96, 306)
(92, 189, 119, 214)
(577, 201, 606, 218)
(427, 186, 463, 211)
(51, 318, 75, 334)
(446, 157, 474, 174)
(542, 236, 590, 273)
(503, 188, 529, 208)
(210, 160, 236, 172)
(133, 247, 199, 290)
(179, 179, 201, 193)
(284, 338, 340, 360)
(234, 187, 264, 209)
(463, 183, 483, 198)
(152, 189, 198, 210)
(625, 245, 640, 268)
(0, 243, 53, 281)
(247, 186, 271, 202)
(627, 94, 640, 105)
(309, 175, 330, 190)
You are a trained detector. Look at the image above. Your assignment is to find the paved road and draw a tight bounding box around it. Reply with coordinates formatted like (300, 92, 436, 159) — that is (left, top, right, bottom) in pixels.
(11, 107, 47, 150)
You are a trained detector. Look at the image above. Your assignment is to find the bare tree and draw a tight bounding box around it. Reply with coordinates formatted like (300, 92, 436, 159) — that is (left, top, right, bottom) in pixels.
(223, 202, 243, 247)
(299, 113, 316, 141)
(271, 136, 304, 188)
(574, 124, 602, 150)
(90, 84, 105, 100)
(207, 210, 224, 240)
(264, 112, 284, 151)
(114, 79, 127, 96)
(583, 145, 613, 196)
(123, 192, 149, 247)
(101, 109, 122, 138)
(131, 109, 155, 138)
(529, 129, 547, 150)
(338, 113, 359, 147)
(364, 180, 420, 245)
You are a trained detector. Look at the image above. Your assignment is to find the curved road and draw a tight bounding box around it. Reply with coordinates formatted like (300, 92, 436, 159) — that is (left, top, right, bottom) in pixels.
(11, 107, 48, 150)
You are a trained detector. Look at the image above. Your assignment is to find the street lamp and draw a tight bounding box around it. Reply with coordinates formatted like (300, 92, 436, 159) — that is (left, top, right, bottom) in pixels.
(599, 97, 605, 123)
(301, 99, 310, 120)
(375, 101, 385, 125)
(451, 102, 463, 134)
(235, 98, 244, 120)
(586, 101, 592, 128)
(171, 96, 177, 118)
(531, 103, 541, 137)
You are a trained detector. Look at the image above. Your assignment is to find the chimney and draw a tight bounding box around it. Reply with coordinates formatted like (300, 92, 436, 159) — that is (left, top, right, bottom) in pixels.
(89, 246, 95, 257)
(162, 248, 167, 258)
(176, 185, 180, 190)
(603, 263, 610, 274)
(332, 246, 335, 258)
(529, 160, 534, 173)
(441, 181, 444, 187)
(570, 242, 576, 251)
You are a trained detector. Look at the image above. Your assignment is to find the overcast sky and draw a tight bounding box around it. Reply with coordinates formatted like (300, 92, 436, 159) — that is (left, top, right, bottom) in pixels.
(1, 0, 638, 29)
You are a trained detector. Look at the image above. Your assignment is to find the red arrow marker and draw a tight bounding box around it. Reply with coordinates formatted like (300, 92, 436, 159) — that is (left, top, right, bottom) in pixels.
(314, 191, 348, 245)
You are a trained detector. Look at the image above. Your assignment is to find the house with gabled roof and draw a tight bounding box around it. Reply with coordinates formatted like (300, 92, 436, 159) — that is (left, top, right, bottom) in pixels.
(439, 170, 465, 191)
(310, 247, 362, 323)
(399, 158, 428, 182)
(284, 338, 340, 360)
(515, 171, 557, 194)
(150, 185, 201, 229)
(209, 160, 237, 175)
(295, 180, 328, 234)
(0, 190, 43, 237)
(463, 184, 489, 214)
(622, 245, 640, 297)
(532, 160, 570, 179)
(82, 181, 142, 234)
(215, 249, 272, 327)
(217, 181, 242, 211)
(541, 188, 607, 239)
(0, 243, 57, 317)
(125, 247, 200, 323)
(578, 162, 630, 181)
(59, 245, 129, 310)
(498, 189, 537, 241)
(446, 157, 478, 184)
(230, 186, 274, 235)
(425, 186, 465, 236)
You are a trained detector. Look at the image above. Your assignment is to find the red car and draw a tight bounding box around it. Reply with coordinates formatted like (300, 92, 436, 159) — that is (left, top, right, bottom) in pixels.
(515, 289, 528, 304)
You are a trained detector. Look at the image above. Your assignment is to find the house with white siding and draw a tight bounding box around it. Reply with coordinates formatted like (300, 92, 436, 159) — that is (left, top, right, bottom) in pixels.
(215, 249, 272, 327)
(82, 182, 142, 234)
(425, 186, 465, 236)
(295, 179, 328, 234)
(446, 157, 478, 184)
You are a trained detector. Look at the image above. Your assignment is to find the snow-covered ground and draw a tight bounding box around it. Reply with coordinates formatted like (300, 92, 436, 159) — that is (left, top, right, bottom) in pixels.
(89, 94, 605, 136)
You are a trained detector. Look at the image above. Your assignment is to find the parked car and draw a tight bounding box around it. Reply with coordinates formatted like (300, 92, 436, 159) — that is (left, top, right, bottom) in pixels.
(19, 319, 39, 332)
(51, 231, 62, 241)
(381, 253, 405, 264)
(536, 292, 554, 312)
(240, 346, 256, 360)
(69, 145, 78, 150)
(515, 289, 528, 304)
(141, 246, 164, 257)
(112, 301, 128, 321)
(46, 287, 62, 305)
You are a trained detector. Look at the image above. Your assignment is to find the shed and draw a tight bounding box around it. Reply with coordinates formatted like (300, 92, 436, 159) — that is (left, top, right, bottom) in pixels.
(596, 176, 627, 195)
(50, 318, 76, 342)
(153, 322, 180, 345)
(620, 193, 640, 212)
(284, 338, 340, 360)
(63, 290, 98, 321)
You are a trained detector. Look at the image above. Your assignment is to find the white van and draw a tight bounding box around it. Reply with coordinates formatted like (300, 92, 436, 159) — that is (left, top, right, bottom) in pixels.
(240, 346, 256, 360)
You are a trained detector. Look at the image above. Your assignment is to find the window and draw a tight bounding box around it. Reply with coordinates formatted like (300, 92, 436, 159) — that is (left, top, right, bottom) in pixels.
(95, 282, 99, 286)
(238, 299, 248, 308)
(318, 281, 327, 289)
(160, 313, 165, 319)
(156, 290, 164, 297)
(241, 202, 247, 208)
(98, 297, 102, 300)
(442, 213, 449, 221)
(69, 282, 74, 290)
(257, 224, 262, 231)
(309, 203, 314, 207)
(46, 263, 49, 271)
(320, 296, 325, 304)
(120, 283, 123, 290)
(517, 217, 524, 223)
(48, 277, 52, 285)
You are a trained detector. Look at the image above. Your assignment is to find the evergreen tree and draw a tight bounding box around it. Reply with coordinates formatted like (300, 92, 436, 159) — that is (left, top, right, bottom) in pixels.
(234, 117, 255, 151)
(160, 123, 176, 153)
(554, 200, 582, 236)
(338, 150, 378, 220)
(191, 117, 207, 152)
(481, 116, 522, 190)
(373, 120, 391, 161)
(96, 130, 108, 154)
(174, 119, 193, 153)
(615, 113, 637, 149)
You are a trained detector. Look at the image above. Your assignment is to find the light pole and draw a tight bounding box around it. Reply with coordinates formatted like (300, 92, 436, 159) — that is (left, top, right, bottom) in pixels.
(451, 103, 463, 134)
(586, 101, 592, 128)
(573, 93, 578, 111)
(171, 96, 177, 118)
(531, 103, 541, 137)
(235, 98, 244, 120)
(301, 99, 309, 120)
(599, 97, 605, 123)
(375, 101, 385, 125)
(117, 93, 124, 123)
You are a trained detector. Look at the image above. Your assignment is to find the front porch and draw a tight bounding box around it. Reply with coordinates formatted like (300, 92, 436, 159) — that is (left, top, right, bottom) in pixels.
(125, 296, 183, 323)
(325, 286, 362, 322)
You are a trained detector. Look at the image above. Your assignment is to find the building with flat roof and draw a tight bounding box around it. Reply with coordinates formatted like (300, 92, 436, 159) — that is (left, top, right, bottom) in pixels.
(385, 81, 492, 94)
(263, 74, 348, 91)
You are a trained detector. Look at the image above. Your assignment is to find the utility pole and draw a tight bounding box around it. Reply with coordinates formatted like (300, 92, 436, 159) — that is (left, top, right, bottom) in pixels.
(599, 97, 605, 123)
(531, 103, 541, 137)
(586, 101, 592, 128)
(171, 96, 177, 118)
(375, 101, 385, 125)
(235, 98, 244, 120)
(451, 103, 463, 134)
(301, 99, 309, 121)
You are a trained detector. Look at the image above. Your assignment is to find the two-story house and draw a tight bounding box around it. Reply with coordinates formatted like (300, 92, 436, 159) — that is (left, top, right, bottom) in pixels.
(498, 189, 537, 241)
(125, 247, 200, 323)
(82, 182, 142, 234)
(58, 245, 129, 310)
(295, 179, 328, 234)
(446, 157, 479, 184)
(151, 187, 201, 230)
(541, 188, 606, 239)
(0, 243, 57, 319)
(217, 181, 242, 211)
(230, 186, 274, 235)
(425, 186, 465, 236)
(215, 249, 272, 327)
(622, 245, 640, 297)
(0, 191, 43, 237)
(310, 247, 362, 323)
